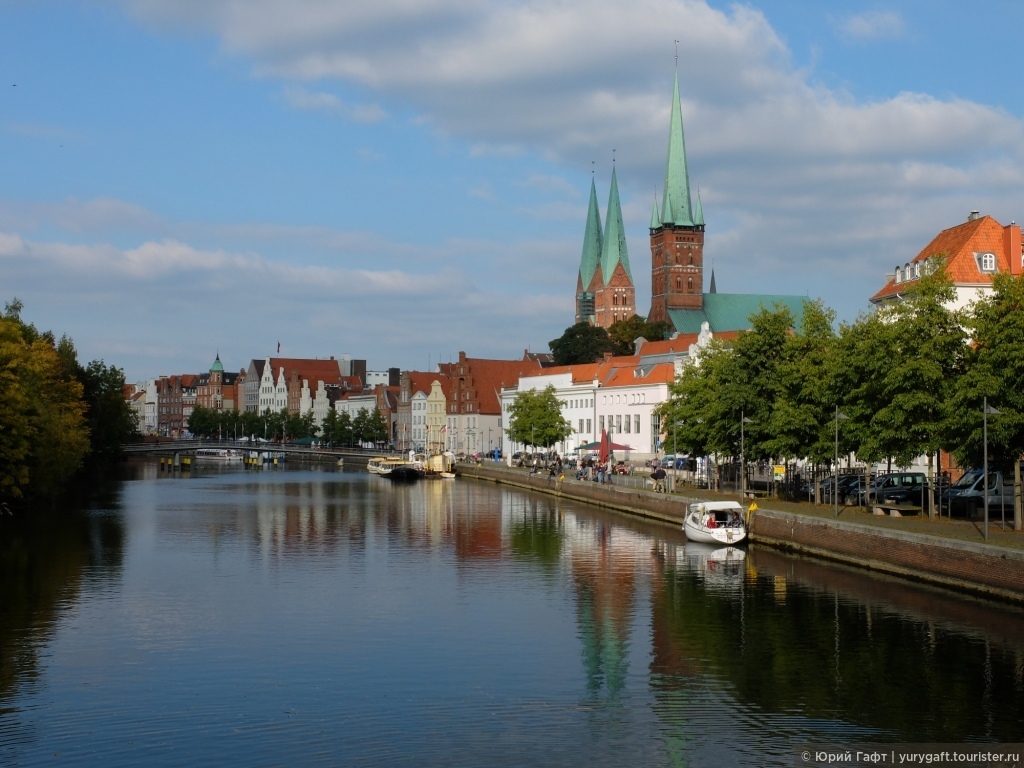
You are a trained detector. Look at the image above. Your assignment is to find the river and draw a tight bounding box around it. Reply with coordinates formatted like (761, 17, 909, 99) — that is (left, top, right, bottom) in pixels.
(1, 461, 1021, 767)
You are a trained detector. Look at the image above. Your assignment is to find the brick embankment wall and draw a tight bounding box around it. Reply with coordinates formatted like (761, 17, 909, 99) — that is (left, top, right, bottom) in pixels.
(459, 463, 1024, 603)
(749, 509, 1024, 603)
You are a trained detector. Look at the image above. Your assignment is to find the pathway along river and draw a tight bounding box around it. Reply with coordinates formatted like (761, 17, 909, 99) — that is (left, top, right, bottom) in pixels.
(1, 461, 1022, 767)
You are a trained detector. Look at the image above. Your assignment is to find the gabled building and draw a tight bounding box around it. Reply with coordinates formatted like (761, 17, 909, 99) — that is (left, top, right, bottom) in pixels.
(870, 212, 1023, 310)
(436, 351, 544, 455)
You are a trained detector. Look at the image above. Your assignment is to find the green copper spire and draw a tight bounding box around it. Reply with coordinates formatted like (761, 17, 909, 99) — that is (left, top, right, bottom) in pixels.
(660, 70, 696, 227)
(601, 166, 632, 284)
(693, 188, 704, 226)
(650, 193, 662, 229)
(578, 177, 604, 289)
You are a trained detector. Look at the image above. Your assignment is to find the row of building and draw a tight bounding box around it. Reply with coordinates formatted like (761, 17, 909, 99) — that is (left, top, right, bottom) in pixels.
(126, 65, 1024, 461)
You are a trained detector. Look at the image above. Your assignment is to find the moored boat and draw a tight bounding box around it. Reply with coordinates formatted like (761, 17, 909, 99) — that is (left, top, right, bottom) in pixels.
(683, 501, 747, 545)
(195, 448, 244, 462)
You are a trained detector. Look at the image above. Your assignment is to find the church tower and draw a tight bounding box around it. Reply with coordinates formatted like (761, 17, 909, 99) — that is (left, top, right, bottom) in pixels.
(649, 70, 705, 324)
(575, 168, 636, 329)
(575, 177, 604, 325)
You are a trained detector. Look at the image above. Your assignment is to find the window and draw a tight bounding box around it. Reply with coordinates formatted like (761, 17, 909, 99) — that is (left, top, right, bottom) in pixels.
(894, 267, 902, 284)
(676, 277, 682, 290)
(635, 415, 640, 434)
(616, 415, 622, 433)
(687, 277, 693, 292)
(979, 252, 996, 272)
(579, 419, 584, 433)
(599, 416, 605, 432)
(586, 419, 592, 434)
(624, 416, 630, 433)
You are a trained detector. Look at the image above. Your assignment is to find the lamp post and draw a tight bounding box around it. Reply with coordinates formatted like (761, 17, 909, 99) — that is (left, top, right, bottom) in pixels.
(983, 397, 1001, 541)
(740, 412, 752, 496)
(834, 406, 849, 517)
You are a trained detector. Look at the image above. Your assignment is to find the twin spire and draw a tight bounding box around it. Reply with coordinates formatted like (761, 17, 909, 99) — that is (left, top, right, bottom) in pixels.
(650, 70, 703, 229)
(578, 165, 633, 287)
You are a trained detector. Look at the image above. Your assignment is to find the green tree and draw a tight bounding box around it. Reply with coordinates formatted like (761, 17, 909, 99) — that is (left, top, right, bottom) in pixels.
(320, 408, 340, 445)
(336, 410, 354, 447)
(549, 322, 614, 365)
(0, 307, 90, 500)
(363, 408, 390, 446)
(506, 386, 571, 449)
(79, 360, 140, 456)
(607, 315, 670, 356)
(949, 272, 1024, 529)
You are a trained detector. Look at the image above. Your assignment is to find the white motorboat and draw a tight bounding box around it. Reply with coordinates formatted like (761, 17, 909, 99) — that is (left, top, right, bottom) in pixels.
(683, 501, 747, 545)
(195, 448, 244, 462)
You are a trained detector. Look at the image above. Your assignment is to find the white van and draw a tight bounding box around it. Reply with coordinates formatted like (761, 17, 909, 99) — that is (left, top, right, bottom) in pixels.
(941, 468, 1017, 518)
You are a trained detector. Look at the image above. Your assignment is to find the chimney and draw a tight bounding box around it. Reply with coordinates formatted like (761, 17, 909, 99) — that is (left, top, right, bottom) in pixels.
(1005, 221, 1022, 276)
(968, 210, 981, 222)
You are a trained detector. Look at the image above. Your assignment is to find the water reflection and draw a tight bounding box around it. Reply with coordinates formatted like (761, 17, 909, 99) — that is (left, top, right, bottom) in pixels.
(0, 465, 1021, 767)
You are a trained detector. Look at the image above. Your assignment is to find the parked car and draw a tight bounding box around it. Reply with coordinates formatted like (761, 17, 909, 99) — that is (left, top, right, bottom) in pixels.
(854, 472, 928, 507)
(941, 468, 1016, 518)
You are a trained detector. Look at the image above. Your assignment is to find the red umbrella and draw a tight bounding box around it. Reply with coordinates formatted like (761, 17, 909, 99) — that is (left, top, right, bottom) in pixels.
(598, 429, 610, 463)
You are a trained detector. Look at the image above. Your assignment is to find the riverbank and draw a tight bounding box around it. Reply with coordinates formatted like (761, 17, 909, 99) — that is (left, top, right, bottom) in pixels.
(458, 462, 1024, 603)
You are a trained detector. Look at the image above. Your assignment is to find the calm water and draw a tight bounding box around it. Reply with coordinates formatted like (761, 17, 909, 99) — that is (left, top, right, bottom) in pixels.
(1, 462, 1022, 767)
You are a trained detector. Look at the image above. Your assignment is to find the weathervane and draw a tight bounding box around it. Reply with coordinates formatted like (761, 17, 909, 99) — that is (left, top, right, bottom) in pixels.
(675, 39, 679, 67)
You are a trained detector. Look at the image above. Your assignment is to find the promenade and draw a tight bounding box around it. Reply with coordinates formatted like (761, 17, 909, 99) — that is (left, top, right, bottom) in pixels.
(459, 460, 1024, 603)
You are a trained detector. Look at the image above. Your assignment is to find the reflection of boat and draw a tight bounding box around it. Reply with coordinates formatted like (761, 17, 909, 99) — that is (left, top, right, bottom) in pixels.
(683, 501, 747, 545)
(195, 448, 244, 462)
(423, 451, 456, 478)
(685, 541, 747, 571)
(385, 464, 425, 482)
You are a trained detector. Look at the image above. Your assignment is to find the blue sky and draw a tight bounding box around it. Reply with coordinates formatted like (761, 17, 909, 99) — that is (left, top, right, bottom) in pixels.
(3, 0, 1023, 382)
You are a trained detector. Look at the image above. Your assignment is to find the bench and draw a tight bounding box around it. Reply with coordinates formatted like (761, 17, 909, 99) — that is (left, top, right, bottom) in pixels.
(873, 504, 922, 517)
(743, 489, 768, 500)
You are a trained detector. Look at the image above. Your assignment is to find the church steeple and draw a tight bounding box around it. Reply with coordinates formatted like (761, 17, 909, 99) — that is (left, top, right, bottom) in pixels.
(577, 177, 604, 291)
(660, 70, 697, 227)
(648, 64, 705, 324)
(601, 165, 632, 285)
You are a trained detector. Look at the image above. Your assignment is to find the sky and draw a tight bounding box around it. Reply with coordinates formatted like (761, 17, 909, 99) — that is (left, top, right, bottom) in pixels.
(3, 0, 1024, 383)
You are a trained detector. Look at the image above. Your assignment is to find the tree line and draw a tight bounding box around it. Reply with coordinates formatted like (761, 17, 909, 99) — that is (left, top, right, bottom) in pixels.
(0, 299, 139, 504)
(658, 270, 1024, 488)
(187, 404, 390, 447)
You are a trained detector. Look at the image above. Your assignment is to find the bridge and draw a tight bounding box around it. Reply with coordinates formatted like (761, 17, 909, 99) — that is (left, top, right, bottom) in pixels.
(123, 439, 376, 466)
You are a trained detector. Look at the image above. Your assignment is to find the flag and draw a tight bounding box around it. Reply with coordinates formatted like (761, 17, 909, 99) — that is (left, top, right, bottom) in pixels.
(440, 425, 446, 433)
(277, 341, 280, 353)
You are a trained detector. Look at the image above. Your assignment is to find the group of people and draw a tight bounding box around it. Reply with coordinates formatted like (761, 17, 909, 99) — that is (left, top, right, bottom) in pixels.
(574, 456, 617, 484)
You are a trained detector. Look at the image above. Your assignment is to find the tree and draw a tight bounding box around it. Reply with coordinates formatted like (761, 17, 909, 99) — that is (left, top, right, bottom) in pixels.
(363, 408, 390, 446)
(607, 315, 671, 356)
(506, 386, 571, 449)
(320, 408, 340, 445)
(549, 322, 614, 365)
(0, 308, 89, 500)
(949, 272, 1024, 529)
(79, 360, 140, 456)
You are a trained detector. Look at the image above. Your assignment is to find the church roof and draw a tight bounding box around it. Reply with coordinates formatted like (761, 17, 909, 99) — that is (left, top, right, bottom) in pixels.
(660, 71, 699, 228)
(601, 166, 632, 284)
(210, 353, 224, 373)
(667, 293, 807, 335)
(578, 178, 604, 289)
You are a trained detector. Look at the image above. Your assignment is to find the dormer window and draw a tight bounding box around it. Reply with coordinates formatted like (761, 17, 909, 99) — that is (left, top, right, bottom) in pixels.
(894, 267, 902, 284)
(976, 252, 997, 273)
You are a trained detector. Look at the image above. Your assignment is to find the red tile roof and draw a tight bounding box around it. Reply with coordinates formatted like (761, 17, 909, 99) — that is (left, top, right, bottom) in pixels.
(871, 215, 1020, 303)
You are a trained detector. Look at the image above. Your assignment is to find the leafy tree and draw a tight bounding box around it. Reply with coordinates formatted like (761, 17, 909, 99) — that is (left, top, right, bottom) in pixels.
(607, 315, 671, 356)
(506, 385, 571, 449)
(320, 408, 340, 445)
(336, 410, 354, 447)
(949, 272, 1024, 529)
(79, 360, 140, 455)
(0, 307, 90, 500)
(352, 409, 369, 445)
(363, 408, 390, 446)
(549, 322, 614, 365)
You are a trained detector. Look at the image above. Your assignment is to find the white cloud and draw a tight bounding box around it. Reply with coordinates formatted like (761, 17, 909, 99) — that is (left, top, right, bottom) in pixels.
(282, 85, 387, 123)
(839, 10, 906, 42)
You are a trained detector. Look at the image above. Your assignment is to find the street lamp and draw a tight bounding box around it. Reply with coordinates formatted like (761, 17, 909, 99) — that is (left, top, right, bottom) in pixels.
(983, 397, 1001, 541)
(740, 412, 753, 496)
(834, 406, 849, 517)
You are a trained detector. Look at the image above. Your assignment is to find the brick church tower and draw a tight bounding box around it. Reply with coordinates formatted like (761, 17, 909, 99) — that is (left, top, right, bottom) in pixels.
(648, 70, 705, 324)
(575, 167, 636, 329)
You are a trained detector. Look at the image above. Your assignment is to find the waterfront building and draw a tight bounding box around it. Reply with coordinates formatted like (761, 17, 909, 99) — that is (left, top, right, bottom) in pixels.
(870, 211, 1023, 310)
(436, 351, 544, 456)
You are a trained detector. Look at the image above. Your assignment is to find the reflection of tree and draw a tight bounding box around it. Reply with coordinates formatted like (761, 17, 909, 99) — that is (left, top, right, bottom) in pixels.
(0, 492, 126, 720)
(508, 502, 564, 568)
(648, 556, 1024, 743)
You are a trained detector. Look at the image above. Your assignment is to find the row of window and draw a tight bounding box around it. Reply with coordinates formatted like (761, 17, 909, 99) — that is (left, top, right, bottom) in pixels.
(595, 414, 642, 434)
